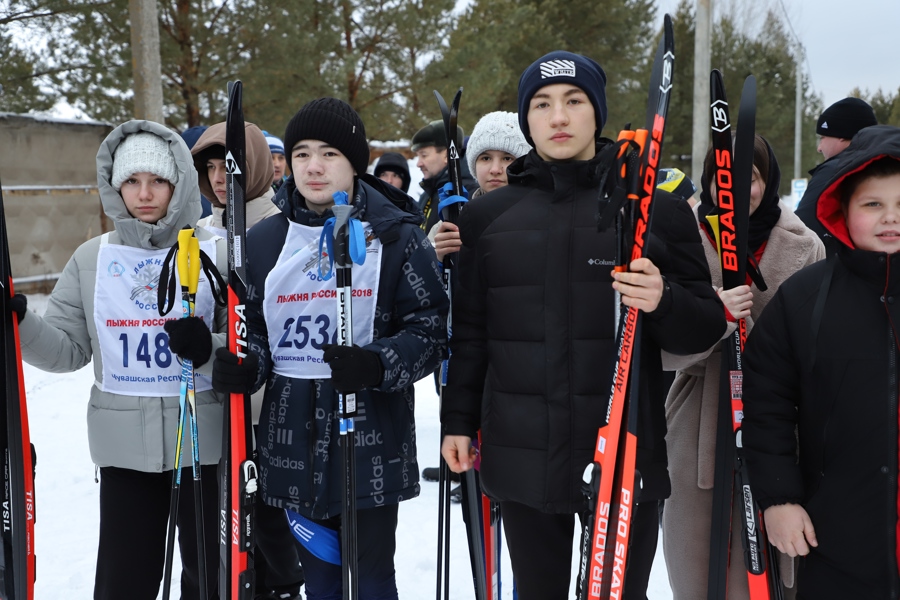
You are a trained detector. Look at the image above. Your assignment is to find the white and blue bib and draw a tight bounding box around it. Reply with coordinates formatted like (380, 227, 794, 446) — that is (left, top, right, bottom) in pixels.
(263, 221, 382, 379)
(94, 234, 217, 396)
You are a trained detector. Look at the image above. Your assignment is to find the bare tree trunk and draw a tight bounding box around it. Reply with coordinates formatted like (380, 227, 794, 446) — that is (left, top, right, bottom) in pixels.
(173, 0, 201, 127)
(128, 0, 164, 123)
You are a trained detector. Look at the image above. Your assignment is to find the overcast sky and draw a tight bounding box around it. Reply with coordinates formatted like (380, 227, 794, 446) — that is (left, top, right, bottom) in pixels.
(656, 0, 900, 110)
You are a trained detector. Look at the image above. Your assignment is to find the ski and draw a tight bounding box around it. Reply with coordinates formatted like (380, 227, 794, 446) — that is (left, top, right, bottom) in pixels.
(433, 88, 491, 600)
(221, 80, 257, 600)
(0, 175, 36, 600)
(706, 67, 742, 600)
(706, 72, 782, 600)
(577, 14, 674, 600)
(478, 433, 502, 600)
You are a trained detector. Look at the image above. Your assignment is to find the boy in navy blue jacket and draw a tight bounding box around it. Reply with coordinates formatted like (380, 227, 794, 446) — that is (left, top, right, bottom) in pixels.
(212, 98, 448, 599)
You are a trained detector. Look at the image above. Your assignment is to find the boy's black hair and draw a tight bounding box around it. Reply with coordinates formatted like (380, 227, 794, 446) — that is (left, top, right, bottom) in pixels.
(839, 156, 900, 208)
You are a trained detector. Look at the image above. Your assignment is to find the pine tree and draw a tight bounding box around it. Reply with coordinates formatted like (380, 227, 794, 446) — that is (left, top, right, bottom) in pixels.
(662, 3, 821, 196)
(0, 30, 56, 113)
(426, 0, 657, 139)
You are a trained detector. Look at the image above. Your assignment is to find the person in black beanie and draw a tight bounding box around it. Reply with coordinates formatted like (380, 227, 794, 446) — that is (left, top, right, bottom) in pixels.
(795, 97, 877, 243)
(440, 50, 724, 599)
(373, 151, 411, 194)
(209, 97, 448, 599)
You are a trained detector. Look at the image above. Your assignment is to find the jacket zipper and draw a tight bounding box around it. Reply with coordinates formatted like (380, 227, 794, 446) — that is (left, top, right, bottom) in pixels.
(567, 185, 577, 508)
(884, 257, 899, 597)
(887, 325, 898, 598)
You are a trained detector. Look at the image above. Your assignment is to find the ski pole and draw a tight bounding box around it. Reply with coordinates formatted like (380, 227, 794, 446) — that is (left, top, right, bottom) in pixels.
(331, 192, 360, 600)
(184, 233, 209, 600)
(162, 228, 207, 600)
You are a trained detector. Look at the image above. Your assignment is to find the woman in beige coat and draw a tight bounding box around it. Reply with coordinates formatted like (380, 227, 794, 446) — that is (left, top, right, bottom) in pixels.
(662, 135, 825, 599)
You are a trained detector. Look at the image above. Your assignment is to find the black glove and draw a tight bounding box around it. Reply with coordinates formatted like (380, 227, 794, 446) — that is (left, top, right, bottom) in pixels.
(164, 317, 212, 367)
(322, 344, 384, 393)
(9, 294, 26, 324)
(212, 347, 260, 394)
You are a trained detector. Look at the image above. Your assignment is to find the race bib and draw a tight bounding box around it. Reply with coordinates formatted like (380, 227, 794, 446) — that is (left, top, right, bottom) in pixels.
(94, 235, 217, 396)
(263, 221, 382, 379)
(203, 224, 227, 239)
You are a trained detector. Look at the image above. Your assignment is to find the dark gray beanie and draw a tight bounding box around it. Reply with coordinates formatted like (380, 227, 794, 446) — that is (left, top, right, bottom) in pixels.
(410, 120, 464, 153)
(283, 98, 369, 175)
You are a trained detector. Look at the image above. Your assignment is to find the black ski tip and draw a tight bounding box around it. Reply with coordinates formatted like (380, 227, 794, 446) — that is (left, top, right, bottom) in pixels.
(663, 13, 674, 49)
(433, 89, 448, 111)
(228, 80, 243, 104)
(742, 74, 758, 97)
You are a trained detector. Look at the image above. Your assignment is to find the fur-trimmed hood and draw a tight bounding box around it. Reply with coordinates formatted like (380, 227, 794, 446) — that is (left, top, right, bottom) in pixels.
(96, 120, 201, 250)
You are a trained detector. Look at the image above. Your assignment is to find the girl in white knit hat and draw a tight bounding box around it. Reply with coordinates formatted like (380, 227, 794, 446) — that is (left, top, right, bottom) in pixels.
(429, 111, 530, 261)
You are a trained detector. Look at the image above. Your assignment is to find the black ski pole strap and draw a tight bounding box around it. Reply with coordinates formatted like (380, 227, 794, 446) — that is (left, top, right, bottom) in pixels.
(596, 138, 637, 233)
(805, 252, 836, 374)
(157, 243, 179, 317)
(199, 248, 228, 306)
(746, 254, 769, 292)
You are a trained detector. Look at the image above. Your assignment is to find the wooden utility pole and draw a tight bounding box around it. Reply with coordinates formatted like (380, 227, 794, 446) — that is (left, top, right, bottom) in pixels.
(692, 0, 712, 183)
(128, 0, 164, 123)
(794, 45, 804, 180)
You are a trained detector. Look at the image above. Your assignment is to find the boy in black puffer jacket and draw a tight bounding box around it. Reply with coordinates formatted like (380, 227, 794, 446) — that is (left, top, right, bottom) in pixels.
(440, 50, 725, 600)
(743, 124, 900, 599)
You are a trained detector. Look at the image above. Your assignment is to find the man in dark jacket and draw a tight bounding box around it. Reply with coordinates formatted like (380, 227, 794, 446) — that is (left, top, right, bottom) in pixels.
(440, 51, 725, 599)
(411, 119, 478, 232)
(213, 97, 448, 598)
(743, 124, 900, 599)
(794, 97, 877, 242)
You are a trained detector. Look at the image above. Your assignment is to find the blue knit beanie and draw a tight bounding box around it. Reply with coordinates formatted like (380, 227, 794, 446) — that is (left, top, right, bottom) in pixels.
(517, 51, 608, 144)
(262, 130, 286, 155)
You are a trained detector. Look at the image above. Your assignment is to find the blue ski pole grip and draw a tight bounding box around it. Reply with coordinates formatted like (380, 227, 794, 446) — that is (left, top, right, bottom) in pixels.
(438, 182, 468, 222)
(317, 191, 367, 280)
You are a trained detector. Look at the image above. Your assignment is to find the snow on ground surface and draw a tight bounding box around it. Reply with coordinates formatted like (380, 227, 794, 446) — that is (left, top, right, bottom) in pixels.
(24, 293, 673, 598)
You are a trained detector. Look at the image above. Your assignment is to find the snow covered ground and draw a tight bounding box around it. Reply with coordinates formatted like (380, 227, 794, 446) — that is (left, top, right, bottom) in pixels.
(23, 293, 673, 599)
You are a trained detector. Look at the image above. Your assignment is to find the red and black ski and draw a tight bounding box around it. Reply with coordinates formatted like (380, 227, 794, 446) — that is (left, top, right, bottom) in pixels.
(706, 72, 782, 600)
(577, 14, 674, 600)
(0, 175, 36, 600)
(219, 80, 257, 600)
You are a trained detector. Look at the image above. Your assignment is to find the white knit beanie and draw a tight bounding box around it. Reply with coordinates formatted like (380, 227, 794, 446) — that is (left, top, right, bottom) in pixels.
(111, 132, 179, 191)
(466, 111, 531, 175)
